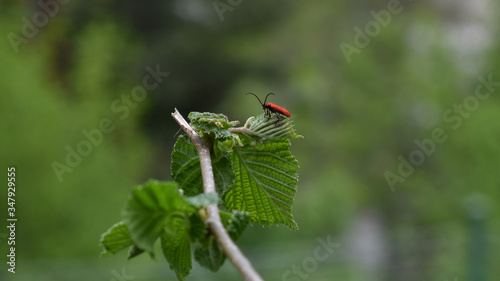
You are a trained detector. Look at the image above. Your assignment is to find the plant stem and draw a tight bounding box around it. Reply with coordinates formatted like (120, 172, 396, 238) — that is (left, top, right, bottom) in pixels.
(171, 108, 264, 281)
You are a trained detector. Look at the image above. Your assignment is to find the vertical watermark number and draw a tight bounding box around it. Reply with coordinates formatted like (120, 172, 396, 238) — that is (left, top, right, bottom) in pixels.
(7, 167, 16, 273)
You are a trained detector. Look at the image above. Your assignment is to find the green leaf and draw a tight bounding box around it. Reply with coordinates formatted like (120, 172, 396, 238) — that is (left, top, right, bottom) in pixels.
(194, 211, 250, 272)
(127, 245, 145, 260)
(219, 209, 233, 225)
(224, 139, 299, 230)
(171, 135, 234, 196)
(171, 135, 202, 196)
(194, 239, 225, 272)
(213, 156, 235, 195)
(160, 215, 193, 281)
(188, 213, 206, 243)
(100, 221, 132, 256)
(188, 112, 239, 139)
(124, 180, 190, 254)
(99, 221, 147, 260)
(244, 114, 303, 142)
(184, 192, 219, 208)
(225, 211, 251, 241)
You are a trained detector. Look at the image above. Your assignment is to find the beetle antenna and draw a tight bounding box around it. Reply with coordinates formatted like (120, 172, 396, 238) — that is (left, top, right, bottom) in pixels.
(246, 93, 263, 106)
(264, 92, 275, 104)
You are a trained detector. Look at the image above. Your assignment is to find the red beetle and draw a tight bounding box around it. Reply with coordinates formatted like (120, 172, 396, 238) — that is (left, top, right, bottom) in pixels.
(246, 93, 291, 121)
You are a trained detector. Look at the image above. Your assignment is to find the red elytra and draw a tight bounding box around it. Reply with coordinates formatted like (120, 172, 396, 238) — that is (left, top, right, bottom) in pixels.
(246, 93, 291, 119)
(265, 102, 291, 117)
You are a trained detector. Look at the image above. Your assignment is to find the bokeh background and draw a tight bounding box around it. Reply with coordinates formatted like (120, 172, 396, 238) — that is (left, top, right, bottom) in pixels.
(1, 0, 499, 280)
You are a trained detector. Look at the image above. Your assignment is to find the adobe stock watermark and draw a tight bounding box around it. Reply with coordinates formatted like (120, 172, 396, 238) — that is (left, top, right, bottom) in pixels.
(339, 0, 410, 63)
(110, 267, 135, 281)
(51, 65, 169, 182)
(385, 74, 500, 191)
(212, 0, 244, 21)
(281, 235, 340, 281)
(7, 0, 69, 54)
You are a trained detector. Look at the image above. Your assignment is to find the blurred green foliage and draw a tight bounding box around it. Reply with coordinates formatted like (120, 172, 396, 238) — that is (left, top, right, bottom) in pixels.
(1, 1, 499, 280)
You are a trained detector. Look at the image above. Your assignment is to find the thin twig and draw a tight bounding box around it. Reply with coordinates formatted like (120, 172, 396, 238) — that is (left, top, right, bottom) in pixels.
(171, 108, 264, 281)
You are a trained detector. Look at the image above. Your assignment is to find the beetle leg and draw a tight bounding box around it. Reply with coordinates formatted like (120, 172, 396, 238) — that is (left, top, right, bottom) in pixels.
(274, 113, 281, 125)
